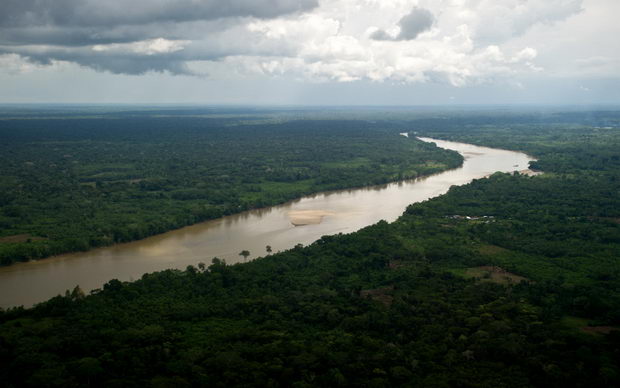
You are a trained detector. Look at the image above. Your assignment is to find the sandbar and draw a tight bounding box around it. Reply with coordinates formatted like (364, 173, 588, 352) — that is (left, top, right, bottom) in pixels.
(288, 210, 334, 226)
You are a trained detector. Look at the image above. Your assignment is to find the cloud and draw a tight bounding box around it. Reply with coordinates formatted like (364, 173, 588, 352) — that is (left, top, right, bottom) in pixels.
(0, 53, 43, 74)
(241, 28, 539, 86)
(0, 0, 601, 84)
(2, 45, 193, 75)
(450, 0, 584, 44)
(0, 0, 319, 47)
(371, 7, 435, 41)
(91, 38, 188, 56)
(0, 0, 318, 74)
(0, 0, 319, 28)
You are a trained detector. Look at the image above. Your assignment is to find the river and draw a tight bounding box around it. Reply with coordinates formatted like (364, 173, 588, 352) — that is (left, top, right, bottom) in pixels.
(0, 138, 534, 308)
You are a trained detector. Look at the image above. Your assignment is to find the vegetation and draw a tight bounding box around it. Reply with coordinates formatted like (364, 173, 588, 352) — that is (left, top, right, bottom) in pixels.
(0, 107, 619, 387)
(0, 111, 462, 265)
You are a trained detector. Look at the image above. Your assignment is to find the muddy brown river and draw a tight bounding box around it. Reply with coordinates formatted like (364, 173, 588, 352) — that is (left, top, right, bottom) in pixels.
(0, 138, 534, 308)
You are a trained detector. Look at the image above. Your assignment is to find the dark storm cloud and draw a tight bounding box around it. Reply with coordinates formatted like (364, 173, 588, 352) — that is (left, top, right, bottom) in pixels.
(0, 0, 319, 28)
(0, 39, 238, 75)
(21, 49, 192, 75)
(0, 0, 318, 74)
(371, 7, 435, 41)
(0, 19, 229, 47)
(0, 26, 146, 46)
(0, 20, 298, 75)
(0, 0, 318, 45)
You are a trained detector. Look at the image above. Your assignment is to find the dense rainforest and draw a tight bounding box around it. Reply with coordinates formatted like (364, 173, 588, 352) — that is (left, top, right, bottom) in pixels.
(0, 109, 462, 265)
(0, 107, 619, 387)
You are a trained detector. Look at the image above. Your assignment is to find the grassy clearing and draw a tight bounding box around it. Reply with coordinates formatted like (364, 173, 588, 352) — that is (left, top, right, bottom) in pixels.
(321, 157, 370, 169)
(0, 234, 48, 243)
(461, 266, 529, 285)
(561, 316, 620, 335)
(478, 244, 509, 256)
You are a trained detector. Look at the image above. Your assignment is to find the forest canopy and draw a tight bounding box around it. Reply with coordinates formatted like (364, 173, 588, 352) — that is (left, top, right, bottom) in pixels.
(0, 110, 462, 265)
(0, 107, 619, 387)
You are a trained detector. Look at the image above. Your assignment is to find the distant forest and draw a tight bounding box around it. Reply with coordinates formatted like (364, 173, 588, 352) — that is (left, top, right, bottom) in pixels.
(0, 112, 462, 265)
(0, 108, 619, 387)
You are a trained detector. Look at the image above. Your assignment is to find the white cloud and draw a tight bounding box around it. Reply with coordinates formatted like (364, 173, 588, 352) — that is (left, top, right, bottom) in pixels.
(505, 0, 620, 79)
(237, 2, 546, 86)
(92, 38, 189, 55)
(451, 0, 583, 44)
(0, 53, 40, 74)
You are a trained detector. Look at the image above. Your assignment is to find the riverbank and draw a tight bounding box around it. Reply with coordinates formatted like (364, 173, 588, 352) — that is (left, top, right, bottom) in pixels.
(0, 138, 532, 308)
(0, 119, 463, 266)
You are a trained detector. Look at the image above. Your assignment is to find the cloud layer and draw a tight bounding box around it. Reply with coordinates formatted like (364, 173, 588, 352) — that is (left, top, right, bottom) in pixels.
(0, 0, 319, 28)
(0, 0, 600, 85)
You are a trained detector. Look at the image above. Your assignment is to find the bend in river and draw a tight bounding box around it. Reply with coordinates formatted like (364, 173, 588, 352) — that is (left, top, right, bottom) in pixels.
(0, 138, 534, 308)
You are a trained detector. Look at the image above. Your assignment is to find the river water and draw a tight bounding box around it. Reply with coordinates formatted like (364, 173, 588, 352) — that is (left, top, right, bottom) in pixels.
(0, 138, 533, 308)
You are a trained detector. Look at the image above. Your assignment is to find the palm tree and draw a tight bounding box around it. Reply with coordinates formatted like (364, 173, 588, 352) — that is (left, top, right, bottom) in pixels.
(239, 250, 250, 261)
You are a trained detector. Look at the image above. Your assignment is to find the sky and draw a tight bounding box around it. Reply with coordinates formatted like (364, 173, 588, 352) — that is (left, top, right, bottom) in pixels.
(0, 0, 619, 105)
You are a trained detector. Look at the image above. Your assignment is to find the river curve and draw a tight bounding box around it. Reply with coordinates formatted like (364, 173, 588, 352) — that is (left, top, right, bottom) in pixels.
(0, 138, 534, 308)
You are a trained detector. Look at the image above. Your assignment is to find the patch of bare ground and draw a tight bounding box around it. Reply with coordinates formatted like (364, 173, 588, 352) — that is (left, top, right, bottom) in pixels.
(580, 326, 620, 335)
(388, 260, 405, 269)
(360, 285, 394, 306)
(589, 217, 620, 224)
(478, 244, 509, 256)
(0, 234, 47, 243)
(465, 266, 529, 285)
(518, 169, 543, 176)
